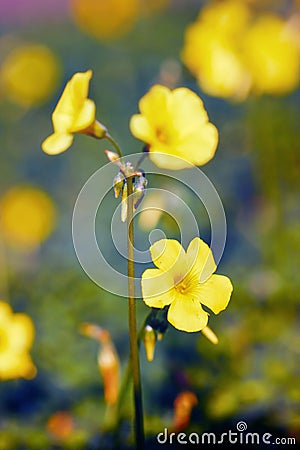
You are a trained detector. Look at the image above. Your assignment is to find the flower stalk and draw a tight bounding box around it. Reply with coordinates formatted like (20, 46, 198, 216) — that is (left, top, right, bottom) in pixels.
(127, 174, 145, 449)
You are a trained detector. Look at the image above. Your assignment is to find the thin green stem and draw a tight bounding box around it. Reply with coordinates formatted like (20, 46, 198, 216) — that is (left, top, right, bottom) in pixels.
(127, 175, 145, 450)
(105, 133, 123, 161)
(134, 152, 148, 172)
(113, 322, 146, 428)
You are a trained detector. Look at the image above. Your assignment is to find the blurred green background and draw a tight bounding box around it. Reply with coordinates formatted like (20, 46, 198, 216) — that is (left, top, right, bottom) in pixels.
(0, 0, 299, 448)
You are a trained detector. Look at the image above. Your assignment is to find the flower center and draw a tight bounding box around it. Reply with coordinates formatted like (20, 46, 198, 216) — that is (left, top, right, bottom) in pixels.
(156, 127, 168, 144)
(174, 270, 200, 296)
(175, 281, 187, 294)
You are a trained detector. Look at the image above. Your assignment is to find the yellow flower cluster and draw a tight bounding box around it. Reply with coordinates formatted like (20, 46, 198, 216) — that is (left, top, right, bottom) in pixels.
(0, 300, 36, 380)
(0, 43, 61, 107)
(42, 72, 233, 333)
(182, 0, 300, 99)
(0, 186, 57, 250)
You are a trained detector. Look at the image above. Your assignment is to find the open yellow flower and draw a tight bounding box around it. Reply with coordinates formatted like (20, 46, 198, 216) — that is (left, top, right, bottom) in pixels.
(42, 70, 106, 155)
(141, 238, 233, 332)
(0, 300, 36, 380)
(129, 85, 218, 169)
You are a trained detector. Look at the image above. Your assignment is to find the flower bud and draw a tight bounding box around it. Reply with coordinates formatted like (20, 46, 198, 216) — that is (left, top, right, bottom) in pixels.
(123, 162, 134, 177)
(133, 175, 147, 210)
(113, 172, 125, 198)
(80, 322, 120, 405)
(143, 325, 157, 362)
(173, 391, 198, 432)
(105, 149, 120, 163)
(121, 183, 128, 222)
(97, 342, 120, 405)
(201, 326, 219, 345)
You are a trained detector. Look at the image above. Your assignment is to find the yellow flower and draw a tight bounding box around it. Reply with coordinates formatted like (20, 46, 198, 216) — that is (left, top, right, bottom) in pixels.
(0, 186, 57, 250)
(141, 238, 232, 332)
(42, 70, 106, 155)
(130, 85, 218, 169)
(70, 0, 139, 40)
(0, 44, 61, 107)
(182, 1, 300, 100)
(0, 300, 36, 380)
(243, 15, 300, 95)
(181, 1, 251, 100)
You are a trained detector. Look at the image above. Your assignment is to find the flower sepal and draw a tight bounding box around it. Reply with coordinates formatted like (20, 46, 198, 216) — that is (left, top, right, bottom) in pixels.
(83, 120, 107, 139)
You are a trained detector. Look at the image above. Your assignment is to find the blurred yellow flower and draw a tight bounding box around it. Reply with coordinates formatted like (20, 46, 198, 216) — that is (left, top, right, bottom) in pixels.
(182, 1, 300, 99)
(42, 70, 106, 155)
(243, 15, 300, 95)
(182, 1, 251, 100)
(141, 238, 233, 332)
(71, 0, 139, 40)
(0, 44, 61, 107)
(130, 85, 218, 169)
(0, 186, 57, 250)
(0, 300, 36, 380)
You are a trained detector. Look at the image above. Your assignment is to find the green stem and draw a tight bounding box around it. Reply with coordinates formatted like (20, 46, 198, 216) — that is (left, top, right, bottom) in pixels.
(127, 175, 145, 450)
(105, 133, 124, 161)
(134, 152, 148, 172)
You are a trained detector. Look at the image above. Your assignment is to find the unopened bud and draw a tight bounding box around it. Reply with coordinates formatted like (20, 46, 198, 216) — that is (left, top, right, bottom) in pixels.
(97, 342, 120, 405)
(143, 325, 157, 362)
(113, 172, 125, 198)
(105, 149, 120, 164)
(121, 183, 128, 222)
(201, 326, 219, 345)
(123, 162, 134, 178)
(133, 175, 147, 210)
(133, 186, 145, 210)
(173, 391, 198, 432)
(80, 322, 110, 343)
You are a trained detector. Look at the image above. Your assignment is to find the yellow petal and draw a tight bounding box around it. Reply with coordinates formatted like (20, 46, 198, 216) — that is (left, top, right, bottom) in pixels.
(186, 237, 216, 282)
(129, 114, 154, 143)
(139, 84, 170, 125)
(71, 98, 96, 132)
(170, 87, 209, 131)
(41, 132, 74, 155)
(199, 274, 233, 314)
(150, 239, 187, 278)
(52, 70, 92, 132)
(149, 151, 193, 170)
(0, 301, 12, 320)
(167, 295, 208, 332)
(179, 123, 218, 166)
(11, 314, 35, 350)
(141, 268, 175, 308)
